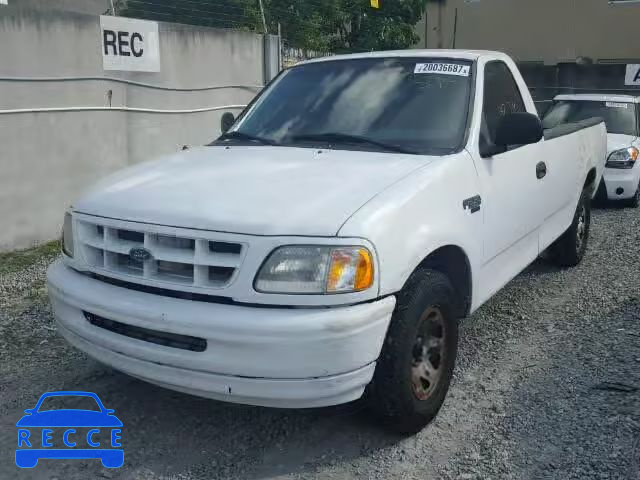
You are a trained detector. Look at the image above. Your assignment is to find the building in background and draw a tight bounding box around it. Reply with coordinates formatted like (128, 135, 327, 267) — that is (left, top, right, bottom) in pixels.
(415, 0, 640, 108)
(416, 0, 640, 64)
(3, 0, 110, 15)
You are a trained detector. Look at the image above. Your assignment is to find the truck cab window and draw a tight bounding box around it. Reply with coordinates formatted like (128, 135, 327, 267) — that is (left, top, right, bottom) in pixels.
(480, 61, 526, 148)
(543, 100, 637, 136)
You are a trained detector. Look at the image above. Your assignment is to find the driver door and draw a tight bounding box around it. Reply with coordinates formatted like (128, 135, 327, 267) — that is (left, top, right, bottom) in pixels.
(471, 60, 546, 302)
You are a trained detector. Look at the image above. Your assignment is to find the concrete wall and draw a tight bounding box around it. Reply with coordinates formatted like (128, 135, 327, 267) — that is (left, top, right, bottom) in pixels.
(419, 0, 640, 64)
(0, 7, 267, 251)
(5, 0, 110, 15)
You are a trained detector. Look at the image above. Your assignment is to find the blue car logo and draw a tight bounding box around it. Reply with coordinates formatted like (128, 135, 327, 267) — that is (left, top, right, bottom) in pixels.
(16, 391, 123, 468)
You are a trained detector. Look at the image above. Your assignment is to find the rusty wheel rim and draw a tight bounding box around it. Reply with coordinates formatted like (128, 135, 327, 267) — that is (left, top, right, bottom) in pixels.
(411, 306, 445, 401)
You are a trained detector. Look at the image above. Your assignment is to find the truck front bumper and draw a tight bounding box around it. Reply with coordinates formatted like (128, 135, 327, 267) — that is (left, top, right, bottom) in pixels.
(47, 260, 395, 408)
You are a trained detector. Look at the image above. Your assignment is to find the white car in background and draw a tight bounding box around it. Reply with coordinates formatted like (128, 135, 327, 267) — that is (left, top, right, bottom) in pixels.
(544, 94, 640, 207)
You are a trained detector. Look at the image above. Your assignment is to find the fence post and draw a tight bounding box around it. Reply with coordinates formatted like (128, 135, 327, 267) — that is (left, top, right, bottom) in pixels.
(263, 34, 280, 84)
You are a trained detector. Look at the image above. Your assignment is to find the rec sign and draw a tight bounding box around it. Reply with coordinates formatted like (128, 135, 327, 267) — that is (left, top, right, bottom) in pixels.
(100, 16, 160, 72)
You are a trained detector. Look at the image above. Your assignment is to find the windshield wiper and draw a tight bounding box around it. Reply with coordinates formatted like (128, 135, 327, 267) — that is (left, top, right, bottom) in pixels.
(288, 132, 415, 154)
(216, 131, 277, 146)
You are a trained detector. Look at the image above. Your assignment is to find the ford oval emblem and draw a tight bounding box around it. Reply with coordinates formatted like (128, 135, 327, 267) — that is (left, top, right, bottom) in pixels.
(129, 247, 152, 262)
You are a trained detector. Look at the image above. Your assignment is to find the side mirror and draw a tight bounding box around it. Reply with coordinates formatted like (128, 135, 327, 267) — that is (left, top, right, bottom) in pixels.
(220, 112, 235, 134)
(24, 409, 33, 414)
(481, 112, 543, 158)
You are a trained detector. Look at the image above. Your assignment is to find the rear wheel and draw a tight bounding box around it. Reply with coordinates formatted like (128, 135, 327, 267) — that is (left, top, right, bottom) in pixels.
(366, 269, 458, 435)
(100, 450, 124, 468)
(550, 189, 590, 267)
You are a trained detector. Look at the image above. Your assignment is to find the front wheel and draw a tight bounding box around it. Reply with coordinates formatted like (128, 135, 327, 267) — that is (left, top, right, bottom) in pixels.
(14, 451, 38, 468)
(550, 189, 591, 267)
(366, 269, 458, 435)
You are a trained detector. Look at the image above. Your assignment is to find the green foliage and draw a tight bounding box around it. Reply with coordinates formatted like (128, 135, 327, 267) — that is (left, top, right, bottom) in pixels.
(118, 0, 428, 52)
(312, 0, 428, 52)
(0, 241, 60, 276)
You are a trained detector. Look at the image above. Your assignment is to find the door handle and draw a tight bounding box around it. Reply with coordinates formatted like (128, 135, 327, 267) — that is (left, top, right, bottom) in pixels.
(536, 161, 547, 179)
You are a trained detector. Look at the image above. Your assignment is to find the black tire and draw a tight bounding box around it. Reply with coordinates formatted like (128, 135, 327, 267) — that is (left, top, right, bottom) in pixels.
(366, 269, 458, 435)
(550, 189, 591, 267)
(625, 181, 640, 208)
(593, 179, 608, 207)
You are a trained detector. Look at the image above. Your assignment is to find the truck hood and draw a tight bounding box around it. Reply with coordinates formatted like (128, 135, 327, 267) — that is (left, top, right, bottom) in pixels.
(607, 133, 638, 155)
(74, 146, 431, 236)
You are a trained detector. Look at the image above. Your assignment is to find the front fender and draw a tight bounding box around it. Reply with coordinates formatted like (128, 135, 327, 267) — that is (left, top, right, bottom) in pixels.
(338, 153, 483, 298)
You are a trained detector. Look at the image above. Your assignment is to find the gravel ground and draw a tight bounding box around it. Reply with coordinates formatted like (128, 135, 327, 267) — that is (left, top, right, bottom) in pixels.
(0, 207, 639, 480)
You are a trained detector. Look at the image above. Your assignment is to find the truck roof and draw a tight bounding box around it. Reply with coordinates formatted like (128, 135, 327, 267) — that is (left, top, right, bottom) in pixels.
(554, 93, 640, 104)
(299, 49, 510, 66)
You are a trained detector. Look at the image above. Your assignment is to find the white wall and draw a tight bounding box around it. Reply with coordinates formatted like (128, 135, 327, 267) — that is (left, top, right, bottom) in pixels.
(5, 0, 110, 15)
(0, 7, 267, 251)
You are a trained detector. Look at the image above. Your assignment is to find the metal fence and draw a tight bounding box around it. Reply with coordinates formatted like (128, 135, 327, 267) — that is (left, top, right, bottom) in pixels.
(281, 40, 330, 68)
(108, 0, 262, 30)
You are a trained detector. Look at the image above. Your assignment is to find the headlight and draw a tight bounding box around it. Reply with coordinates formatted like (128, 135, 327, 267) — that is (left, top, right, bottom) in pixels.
(62, 212, 74, 257)
(606, 147, 638, 169)
(255, 245, 374, 294)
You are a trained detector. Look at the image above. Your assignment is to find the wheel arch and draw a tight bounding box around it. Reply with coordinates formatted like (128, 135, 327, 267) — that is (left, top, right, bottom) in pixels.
(406, 245, 473, 318)
(584, 167, 597, 195)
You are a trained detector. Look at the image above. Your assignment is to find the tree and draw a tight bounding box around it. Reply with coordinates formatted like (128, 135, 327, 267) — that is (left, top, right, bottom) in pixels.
(118, 0, 428, 53)
(325, 0, 428, 52)
(263, 0, 428, 52)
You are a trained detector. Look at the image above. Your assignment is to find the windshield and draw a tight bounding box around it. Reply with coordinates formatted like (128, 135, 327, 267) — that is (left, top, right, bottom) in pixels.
(543, 100, 637, 135)
(37, 395, 101, 412)
(225, 57, 474, 154)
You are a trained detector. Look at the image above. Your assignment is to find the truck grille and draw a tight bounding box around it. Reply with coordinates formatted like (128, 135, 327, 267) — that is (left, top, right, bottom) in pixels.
(76, 219, 244, 289)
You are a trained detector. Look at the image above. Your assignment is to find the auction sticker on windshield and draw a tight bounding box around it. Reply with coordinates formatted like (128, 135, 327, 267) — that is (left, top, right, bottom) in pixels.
(606, 102, 629, 109)
(414, 63, 470, 76)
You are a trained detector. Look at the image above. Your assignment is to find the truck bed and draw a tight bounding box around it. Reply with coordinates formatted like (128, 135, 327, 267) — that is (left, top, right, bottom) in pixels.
(543, 117, 605, 141)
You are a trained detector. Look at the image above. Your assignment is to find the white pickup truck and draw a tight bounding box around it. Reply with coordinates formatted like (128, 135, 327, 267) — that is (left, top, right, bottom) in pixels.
(543, 94, 640, 207)
(48, 50, 607, 434)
